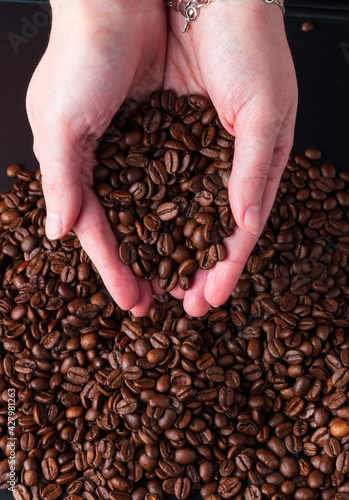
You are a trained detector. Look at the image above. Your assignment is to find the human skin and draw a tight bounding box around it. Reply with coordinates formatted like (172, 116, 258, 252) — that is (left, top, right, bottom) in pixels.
(161, 0, 298, 317)
(26, 0, 297, 317)
(26, 0, 167, 313)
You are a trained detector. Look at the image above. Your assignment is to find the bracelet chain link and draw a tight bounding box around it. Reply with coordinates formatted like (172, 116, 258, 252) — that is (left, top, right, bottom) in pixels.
(167, 0, 285, 33)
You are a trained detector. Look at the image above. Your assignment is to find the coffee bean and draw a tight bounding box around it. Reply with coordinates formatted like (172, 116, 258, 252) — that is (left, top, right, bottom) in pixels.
(337, 452, 349, 473)
(143, 109, 162, 134)
(161, 90, 176, 111)
(178, 259, 197, 277)
(256, 449, 279, 470)
(156, 202, 179, 221)
(174, 477, 191, 499)
(66, 406, 85, 418)
(91, 93, 239, 287)
(280, 456, 300, 478)
(117, 398, 138, 415)
(109, 190, 133, 203)
(122, 319, 143, 339)
(324, 436, 341, 457)
(217, 478, 241, 499)
(149, 160, 168, 185)
(107, 368, 125, 389)
(6, 163, 23, 177)
(164, 150, 180, 174)
(3, 98, 349, 500)
(302, 22, 315, 32)
(119, 242, 137, 264)
(41, 484, 63, 500)
(157, 233, 175, 256)
(42, 458, 59, 481)
(66, 366, 90, 385)
(330, 420, 349, 438)
(15, 358, 36, 374)
(245, 485, 262, 500)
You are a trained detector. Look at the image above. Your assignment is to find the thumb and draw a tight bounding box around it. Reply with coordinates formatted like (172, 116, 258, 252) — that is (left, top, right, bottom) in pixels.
(33, 131, 87, 241)
(228, 109, 281, 235)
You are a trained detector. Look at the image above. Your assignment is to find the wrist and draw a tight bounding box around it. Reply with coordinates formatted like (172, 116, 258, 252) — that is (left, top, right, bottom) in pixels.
(50, 0, 164, 16)
(169, 0, 285, 38)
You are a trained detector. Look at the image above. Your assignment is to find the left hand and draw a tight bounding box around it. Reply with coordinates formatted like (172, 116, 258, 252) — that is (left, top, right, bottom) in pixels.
(26, 0, 167, 316)
(163, 0, 298, 316)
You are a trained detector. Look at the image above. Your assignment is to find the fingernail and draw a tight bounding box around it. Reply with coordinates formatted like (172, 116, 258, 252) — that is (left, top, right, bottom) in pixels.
(46, 212, 63, 240)
(244, 205, 260, 235)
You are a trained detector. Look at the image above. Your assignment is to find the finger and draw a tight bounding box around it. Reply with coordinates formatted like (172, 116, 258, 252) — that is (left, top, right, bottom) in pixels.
(33, 127, 91, 241)
(151, 280, 164, 297)
(130, 278, 154, 317)
(170, 286, 186, 300)
(73, 184, 139, 311)
(228, 106, 282, 236)
(204, 228, 256, 307)
(183, 269, 210, 317)
(204, 138, 293, 307)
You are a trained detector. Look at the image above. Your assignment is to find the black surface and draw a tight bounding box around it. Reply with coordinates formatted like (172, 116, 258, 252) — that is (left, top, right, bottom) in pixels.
(287, 17, 349, 169)
(0, 1, 348, 193)
(0, 0, 51, 193)
(0, 2, 348, 499)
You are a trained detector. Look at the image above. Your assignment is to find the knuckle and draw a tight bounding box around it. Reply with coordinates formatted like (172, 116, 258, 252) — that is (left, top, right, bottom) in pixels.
(246, 168, 269, 193)
(41, 169, 75, 194)
(267, 166, 284, 186)
(41, 175, 65, 199)
(271, 147, 292, 176)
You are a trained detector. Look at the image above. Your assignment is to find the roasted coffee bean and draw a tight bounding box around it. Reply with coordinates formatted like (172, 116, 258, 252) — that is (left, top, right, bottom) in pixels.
(156, 202, 179, 221)
(280, 456, 299, 478)
(244, 485, 262, 500)
(149, 160, 168, 185)
(117, 398, 138, 415)
(305, 147, 321, 159)
(92, 93, 238, 287)
(217, 478, 241, 499)
(256, 449, 279, 470)
(164, 150, 180, 174)
(174, 477, 191, 499)
(42, 458, 59, 481)
(143, 109, 162, 134)
(337, 452, 349, 473)
(119, 242, 137, 264)
(3, 98, 349, 500)
(41, 484, 63, 500)
(178, 259, 197, 277)
(66, 366, 90, 385)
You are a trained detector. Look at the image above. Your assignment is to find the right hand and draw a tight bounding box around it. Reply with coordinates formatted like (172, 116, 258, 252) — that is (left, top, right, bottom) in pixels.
(26, 0, 167, 315)
(164, 0, 297, 316)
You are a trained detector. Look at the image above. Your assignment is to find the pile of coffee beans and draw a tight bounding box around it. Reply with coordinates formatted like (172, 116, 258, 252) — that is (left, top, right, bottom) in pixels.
(94, 91, 235, 292)
(1, 119, 349, 500)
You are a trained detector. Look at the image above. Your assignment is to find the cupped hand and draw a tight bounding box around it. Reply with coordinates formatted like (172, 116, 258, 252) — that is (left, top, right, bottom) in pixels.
(26, 0, 167, 315)
(164, 0, 298, 316)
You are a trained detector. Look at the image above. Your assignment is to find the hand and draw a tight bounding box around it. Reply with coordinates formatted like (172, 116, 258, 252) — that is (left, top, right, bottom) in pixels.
(26, 0, 167, 315)
(164, 0, 298, 316)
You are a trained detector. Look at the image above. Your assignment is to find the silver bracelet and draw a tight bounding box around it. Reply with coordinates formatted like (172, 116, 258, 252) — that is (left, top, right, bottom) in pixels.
(265, 0, 286, 16)
(168, 0, 285, 33)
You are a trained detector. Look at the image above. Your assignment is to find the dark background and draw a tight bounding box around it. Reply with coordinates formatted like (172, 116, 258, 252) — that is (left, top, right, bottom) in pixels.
(0, 0, 349, 192)
(0, 0, 348, 498)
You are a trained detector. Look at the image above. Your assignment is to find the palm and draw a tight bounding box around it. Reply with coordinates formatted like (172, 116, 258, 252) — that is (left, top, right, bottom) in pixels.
(164, 1, 297, 316)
